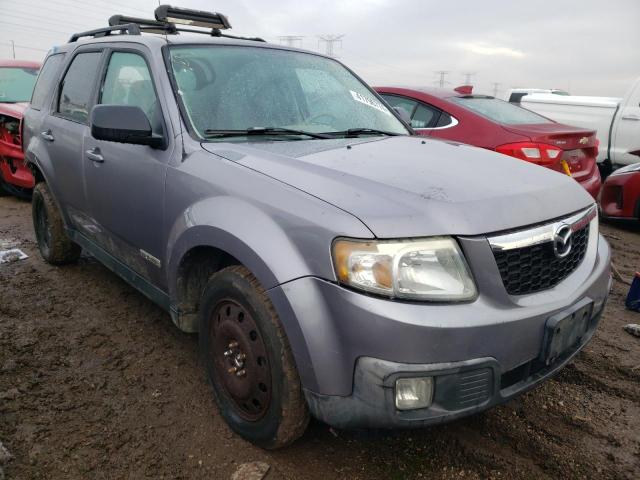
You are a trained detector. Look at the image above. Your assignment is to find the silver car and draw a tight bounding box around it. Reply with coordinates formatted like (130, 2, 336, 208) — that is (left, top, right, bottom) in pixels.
(23, 6, 611, 449)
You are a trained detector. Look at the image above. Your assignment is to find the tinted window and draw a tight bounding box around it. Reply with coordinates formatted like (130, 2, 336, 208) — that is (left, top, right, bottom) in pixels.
(0, 67, 39, 103)
(169, 46, 408, 138)
(31, 54, 64, 110)
(380, 94, 417, 119)
(453, 97, 551, 124)
(411, 104, 438, 128)
(435, 111, 454, 127)
(58, 52, 102, 123)
(508, 92, 528, 103)
(100, 52, 162, 135)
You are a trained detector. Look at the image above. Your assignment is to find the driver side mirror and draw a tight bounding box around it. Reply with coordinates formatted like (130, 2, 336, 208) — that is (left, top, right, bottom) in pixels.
(90, 105, 165, 149)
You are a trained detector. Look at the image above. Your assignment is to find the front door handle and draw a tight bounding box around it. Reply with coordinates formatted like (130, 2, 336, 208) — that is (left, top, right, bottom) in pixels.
(85, 148, 104, 163)
(41, 130, 54, 142)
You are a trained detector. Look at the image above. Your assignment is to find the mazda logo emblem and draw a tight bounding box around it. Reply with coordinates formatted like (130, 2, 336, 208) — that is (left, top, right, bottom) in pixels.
(553, 224, 573, 258)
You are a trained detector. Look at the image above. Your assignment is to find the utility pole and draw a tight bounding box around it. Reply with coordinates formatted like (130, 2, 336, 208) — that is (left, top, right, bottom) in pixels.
(434, 70, 450, 88)
(491, 82, 501, 97)
(278, 36, 304, 48)
(10, 40, 15, 59)
(318, 35, 344, 57)
(461, 72, 476, 84)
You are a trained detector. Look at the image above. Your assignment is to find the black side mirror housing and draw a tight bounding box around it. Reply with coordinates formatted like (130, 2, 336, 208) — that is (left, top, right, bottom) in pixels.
(90, 105, 165, 149)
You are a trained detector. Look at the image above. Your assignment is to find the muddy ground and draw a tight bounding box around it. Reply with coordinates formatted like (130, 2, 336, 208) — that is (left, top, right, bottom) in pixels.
(0, 194, 639, 479)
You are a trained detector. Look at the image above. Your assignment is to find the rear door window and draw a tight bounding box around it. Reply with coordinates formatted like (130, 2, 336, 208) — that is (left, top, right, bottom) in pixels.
(453, 96, 551, 124)
(31, 54, 64, 110)
(57, 51, 102, 124)
(380, 94, 418, 120)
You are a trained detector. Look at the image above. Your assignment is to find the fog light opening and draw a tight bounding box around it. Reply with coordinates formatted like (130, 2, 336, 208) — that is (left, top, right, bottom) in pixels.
(395, 377, 434, 410)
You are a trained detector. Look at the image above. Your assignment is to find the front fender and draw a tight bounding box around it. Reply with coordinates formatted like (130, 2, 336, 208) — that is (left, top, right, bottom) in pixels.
(166, 196, 308, 295)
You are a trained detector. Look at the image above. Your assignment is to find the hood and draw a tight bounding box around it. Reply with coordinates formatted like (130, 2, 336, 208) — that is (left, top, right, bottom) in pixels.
(502, 123, 598, 150)
(203, 136, 594, 238)
(0, 102, 27, 118)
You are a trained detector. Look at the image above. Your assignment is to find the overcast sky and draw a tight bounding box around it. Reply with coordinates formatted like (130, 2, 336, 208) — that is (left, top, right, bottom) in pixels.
(1, 0, 638, 97)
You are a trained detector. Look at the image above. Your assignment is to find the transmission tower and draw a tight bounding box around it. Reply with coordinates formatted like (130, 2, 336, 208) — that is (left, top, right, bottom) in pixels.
(433, 71, 450, 88)
(279, 36, 304, 48)
(461, 72, 476, 84)
(318, 35, 344, 57)
(491, 82, 501, 97)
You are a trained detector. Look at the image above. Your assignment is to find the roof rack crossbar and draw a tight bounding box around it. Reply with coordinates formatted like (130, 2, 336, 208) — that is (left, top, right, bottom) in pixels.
(68, 23, 141, 43)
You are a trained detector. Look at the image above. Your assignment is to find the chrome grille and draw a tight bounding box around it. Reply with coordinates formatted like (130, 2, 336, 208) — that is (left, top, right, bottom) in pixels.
(487, 206, 595, 296)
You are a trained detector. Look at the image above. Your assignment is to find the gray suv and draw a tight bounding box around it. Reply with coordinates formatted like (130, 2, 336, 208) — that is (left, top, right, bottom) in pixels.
(23, 7, 611, 449)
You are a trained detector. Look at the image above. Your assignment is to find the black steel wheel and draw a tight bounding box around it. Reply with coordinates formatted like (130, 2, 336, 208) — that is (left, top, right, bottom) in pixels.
(199, 265, 309, 449)
(210, 299, 272, 421)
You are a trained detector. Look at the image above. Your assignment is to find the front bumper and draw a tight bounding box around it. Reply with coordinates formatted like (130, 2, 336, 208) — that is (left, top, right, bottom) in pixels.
(304, 302, 604, 429)
(599, 172, 640, 220)
(0, 146, 34, 189)
(267, 234, 611, 428)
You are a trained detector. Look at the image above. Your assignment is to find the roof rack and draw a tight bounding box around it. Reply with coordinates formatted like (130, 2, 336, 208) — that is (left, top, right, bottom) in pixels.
(69, 5, 265, 43)
(108, 15, 177, 34)
(68, 24, 141, 43)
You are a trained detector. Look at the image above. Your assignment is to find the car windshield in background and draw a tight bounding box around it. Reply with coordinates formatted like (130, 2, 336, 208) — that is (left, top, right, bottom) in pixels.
(0, 67, 39, 103)
(453, 96, 552, 125)
(169, 45, 409, 140)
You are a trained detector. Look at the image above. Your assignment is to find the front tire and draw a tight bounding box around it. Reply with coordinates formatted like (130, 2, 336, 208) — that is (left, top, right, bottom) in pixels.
(200, 265, 309, 449)
(32, 182, 81, 265)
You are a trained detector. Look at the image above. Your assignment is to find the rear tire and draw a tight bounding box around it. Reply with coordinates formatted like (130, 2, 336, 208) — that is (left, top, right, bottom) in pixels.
(200, 265, 309, 449)
(32, 182, 81, 265)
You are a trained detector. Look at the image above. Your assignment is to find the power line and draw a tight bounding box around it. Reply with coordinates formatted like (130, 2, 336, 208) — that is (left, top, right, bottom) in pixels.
(0, 20, 72, 36)
(0, 41, 48, 53)
(318, 34, 344, 57)
(10, 0, 144, 23)
(2, 11, 92, 31)
(279, 36, 304, 48)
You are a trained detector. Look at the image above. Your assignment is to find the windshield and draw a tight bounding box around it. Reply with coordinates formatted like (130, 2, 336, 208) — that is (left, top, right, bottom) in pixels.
(0, 67, 39, 103)
(453, 96, 552, 125)
(168, 45, 409, 139)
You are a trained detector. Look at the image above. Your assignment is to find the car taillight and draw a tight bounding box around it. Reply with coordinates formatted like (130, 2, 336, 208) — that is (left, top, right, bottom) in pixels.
(495, 142, 563, 167)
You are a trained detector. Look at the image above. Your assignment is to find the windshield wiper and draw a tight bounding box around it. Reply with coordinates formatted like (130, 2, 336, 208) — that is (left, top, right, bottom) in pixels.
(323, 128, 403, 138)
(204, 127, 331, 140)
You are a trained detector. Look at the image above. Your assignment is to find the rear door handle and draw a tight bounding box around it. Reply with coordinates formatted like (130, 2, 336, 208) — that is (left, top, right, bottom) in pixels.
(40, 130, 54, 142)
(85, 148, 104, 163)
(621, 115, 640, 121)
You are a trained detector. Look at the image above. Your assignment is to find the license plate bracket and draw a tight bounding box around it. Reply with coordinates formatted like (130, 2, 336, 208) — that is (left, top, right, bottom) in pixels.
(540, 298, 594, 365)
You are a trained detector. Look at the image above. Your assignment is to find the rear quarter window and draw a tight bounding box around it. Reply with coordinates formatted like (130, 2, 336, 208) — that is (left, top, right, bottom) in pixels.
(31, 54, 65, 110)
(453, 96, 551, 125)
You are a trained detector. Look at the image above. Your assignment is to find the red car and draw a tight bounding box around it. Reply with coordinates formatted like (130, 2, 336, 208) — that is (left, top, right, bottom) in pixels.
(599, 162, 640, 221)
(0, 60, 41, 198)
(375, 86, 602, 198)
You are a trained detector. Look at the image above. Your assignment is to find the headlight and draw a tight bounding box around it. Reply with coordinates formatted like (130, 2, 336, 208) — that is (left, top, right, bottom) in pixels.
(332, 237, 477, 301)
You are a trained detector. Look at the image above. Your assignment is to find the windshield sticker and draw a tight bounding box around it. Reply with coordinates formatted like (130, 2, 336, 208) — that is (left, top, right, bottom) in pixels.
(350, 90, 392, 116)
